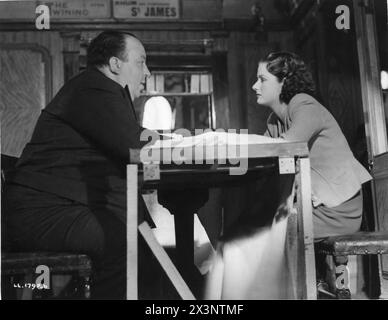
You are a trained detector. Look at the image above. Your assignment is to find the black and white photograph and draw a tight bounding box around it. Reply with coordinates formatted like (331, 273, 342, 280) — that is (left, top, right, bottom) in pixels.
(0, 0, 387, 307)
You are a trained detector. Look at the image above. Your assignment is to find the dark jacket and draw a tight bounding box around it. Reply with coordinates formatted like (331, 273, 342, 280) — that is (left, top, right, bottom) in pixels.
(7, 67, 157, 223)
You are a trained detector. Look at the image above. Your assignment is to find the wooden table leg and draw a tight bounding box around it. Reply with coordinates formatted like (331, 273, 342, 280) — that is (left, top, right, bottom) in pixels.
(139, 222, 195, 299)
(173, 208, 195, 283)
(158, 189, 208, 296)
(127, 164, 138, 300)
(296, 157, 317, 299)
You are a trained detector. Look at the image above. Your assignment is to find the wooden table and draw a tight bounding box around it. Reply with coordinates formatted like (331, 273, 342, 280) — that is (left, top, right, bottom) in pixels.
(126, 141, 317, 299)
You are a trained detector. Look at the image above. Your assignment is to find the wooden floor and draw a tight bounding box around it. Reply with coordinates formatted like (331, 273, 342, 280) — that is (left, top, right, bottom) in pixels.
(142, 191, 380, 300)
(141, 191, 211, 300)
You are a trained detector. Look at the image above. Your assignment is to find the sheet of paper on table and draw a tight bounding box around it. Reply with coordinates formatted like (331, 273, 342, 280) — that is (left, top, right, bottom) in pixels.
(148, 131, 285, 149)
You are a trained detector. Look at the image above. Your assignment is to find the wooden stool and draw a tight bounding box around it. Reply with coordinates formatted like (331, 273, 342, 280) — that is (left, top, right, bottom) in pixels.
(2, 252, 92, 299)
(316, 231, 388, 299)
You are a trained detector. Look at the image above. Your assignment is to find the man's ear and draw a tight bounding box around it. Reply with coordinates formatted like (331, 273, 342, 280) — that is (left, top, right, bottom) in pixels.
(108, 56, 121, 75)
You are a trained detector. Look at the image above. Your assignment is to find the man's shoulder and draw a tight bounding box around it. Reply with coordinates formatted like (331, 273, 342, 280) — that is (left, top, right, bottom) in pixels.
(45, 69, 126, 115)
(67, 68, 124, 96)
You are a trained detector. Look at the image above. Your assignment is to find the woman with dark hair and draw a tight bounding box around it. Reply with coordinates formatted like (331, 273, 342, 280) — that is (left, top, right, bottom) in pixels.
(251, 51, 372, 297)
(252, 51, 371, 239)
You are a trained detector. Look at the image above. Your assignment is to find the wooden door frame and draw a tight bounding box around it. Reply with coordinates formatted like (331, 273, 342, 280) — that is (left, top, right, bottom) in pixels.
(353, 0, 388, 298)
(353, 0, 387, 157)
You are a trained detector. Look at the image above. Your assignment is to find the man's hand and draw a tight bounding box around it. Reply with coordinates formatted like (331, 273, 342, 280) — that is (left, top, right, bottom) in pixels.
(160, 133, 184, 145)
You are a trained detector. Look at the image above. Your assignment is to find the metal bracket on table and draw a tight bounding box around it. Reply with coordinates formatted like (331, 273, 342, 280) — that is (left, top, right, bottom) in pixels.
(278, 157, 295, 174)
(143, 163, 160, 181)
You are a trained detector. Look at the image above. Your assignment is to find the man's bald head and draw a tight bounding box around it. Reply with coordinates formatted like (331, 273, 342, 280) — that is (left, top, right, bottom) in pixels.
(87, 30, 150, 100)
(87, 31, 140, 68)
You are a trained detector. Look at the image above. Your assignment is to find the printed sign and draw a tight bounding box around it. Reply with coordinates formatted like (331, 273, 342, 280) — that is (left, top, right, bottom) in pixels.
(113, 0, 180, 20)
(47, 0, 110, 19)
(0, 0, 110, 20)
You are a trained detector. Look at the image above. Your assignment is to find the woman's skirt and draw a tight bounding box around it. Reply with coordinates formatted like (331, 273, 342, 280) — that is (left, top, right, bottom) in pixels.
(313, 190, 363, 240)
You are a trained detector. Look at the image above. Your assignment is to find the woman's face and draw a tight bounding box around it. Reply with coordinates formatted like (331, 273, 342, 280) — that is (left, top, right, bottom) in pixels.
(252, 62, 283, 108)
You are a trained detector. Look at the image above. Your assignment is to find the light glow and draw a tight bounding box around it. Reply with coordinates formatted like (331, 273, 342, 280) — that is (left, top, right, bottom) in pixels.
(142, 96, 173, 130)
(381, 70, 388, 90)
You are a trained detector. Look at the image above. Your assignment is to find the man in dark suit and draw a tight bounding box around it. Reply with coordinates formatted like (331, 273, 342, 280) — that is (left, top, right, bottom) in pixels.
(3, 31, 159, 299)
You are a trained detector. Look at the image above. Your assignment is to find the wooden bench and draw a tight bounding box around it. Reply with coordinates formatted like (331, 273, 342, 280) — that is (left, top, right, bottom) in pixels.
(2, 252, 92, 299)
(315, 231, 388, 299)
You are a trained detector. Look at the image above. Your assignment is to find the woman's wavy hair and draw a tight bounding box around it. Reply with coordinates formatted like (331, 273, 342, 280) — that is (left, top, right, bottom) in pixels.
(260, 52, 316, 104)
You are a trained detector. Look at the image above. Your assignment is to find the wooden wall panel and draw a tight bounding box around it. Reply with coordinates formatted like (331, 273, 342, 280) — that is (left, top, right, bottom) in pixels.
(223, 0, 283, 20)
(268, 31, 295, 52)
(81, 30, 212, 46)
(243, 41, 274, 135)
(62, 32, 81, 82)
(227, 32, 247, 130)
(0, 49, 44, 157)
(0, 31, 63, 95)
(0, 31, 63, 157)
(295, 0, 365, 158)
(227, 31, 284, 132)
(212, 53, 229, 129)
(182, 0, 222, 20)
(322, 1, 364, 155)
